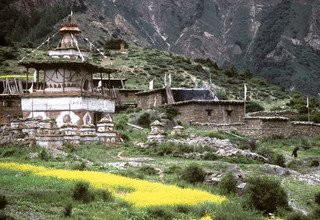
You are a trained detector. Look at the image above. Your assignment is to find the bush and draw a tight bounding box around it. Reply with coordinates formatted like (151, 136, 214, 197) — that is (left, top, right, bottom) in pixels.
(245, 176, 289, 213)
(99, 189, 113, 202)
(256, 147, 274, 159)
(257, 147, 286, 167)
(272, 154, 286, 167)
(146, 206, 175, 220)
(203, 152, 220, 160)
(163, 107, 180, 121)
(180, 164, 206, 184)
(72, 182, 94, 203)
(218, 172, 238, 195)
(114, 115, 128, 130)
(72, 161, 86, 171)
(285, 212, 309, 220)
(139, 165, 158, 175)
(63, 203, 72, 217)
(310, 160, 319, 167)
(39, 148, 50, 161)
(0, 194, 8, 209)
(246, 101, 265, 113)
(137, 112, 151, 128)
(315, 192, 320, 206)
(119, 132, 129, 142)
(212, 200, 262, 220)
(164, 165, 182, 174)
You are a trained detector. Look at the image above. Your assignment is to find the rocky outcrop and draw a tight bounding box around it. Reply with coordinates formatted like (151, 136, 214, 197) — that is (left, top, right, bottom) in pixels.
(168, 136, 268, 162)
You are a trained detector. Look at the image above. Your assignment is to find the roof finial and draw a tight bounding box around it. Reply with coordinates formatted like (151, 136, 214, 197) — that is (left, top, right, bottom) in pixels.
(68, 11, 73, 23)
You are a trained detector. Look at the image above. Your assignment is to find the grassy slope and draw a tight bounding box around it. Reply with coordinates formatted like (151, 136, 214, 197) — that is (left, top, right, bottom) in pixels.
(0, 45, 291, 110)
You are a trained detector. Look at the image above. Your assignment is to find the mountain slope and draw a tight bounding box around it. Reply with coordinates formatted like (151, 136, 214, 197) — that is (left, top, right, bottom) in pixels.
(1, 0, 320, 96)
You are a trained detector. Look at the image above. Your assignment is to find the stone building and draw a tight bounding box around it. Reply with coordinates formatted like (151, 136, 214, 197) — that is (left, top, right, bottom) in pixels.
(136, 87, 245, 124)
(169, 100, 245, 124)
(136, 87, 218, 109)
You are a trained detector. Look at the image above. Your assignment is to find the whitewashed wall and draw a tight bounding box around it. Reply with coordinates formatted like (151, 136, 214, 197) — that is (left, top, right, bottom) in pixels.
(22, 97, 115, 113)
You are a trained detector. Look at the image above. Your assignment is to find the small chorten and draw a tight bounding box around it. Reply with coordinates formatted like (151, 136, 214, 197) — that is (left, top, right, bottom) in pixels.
(96, 114, 122, 144)
(36, 119, 64, 149)
(148, 120, 166, 143)
(171, 125, 185, 136)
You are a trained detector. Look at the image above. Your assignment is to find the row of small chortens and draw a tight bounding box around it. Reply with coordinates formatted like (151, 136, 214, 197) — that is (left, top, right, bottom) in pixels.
(8, 114, 122, 149)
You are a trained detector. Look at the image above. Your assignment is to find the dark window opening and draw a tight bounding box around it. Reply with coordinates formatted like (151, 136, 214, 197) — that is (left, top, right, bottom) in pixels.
(226, 109, 233, 116)
(205, 109, 213, 116)
(93, 112, 103, 125)
(3, 101, 12, 107)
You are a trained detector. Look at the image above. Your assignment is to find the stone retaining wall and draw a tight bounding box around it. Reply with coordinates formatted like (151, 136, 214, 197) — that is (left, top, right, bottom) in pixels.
(192, 117, 320, 139)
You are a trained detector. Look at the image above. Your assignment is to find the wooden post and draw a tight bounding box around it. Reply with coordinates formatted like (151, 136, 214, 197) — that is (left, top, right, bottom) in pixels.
(36, 70, 39, 90)
(108, 73, 111, 98)
(63, 69, 66, 92)
(26, 68, 29, 93)
(100, 72, 104, 95)
(43, 70, 46, 94)
(80, 77, 83, 95)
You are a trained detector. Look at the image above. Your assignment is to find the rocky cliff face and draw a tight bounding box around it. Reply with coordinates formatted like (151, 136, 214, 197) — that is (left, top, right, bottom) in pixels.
(2, 0, 320, 95)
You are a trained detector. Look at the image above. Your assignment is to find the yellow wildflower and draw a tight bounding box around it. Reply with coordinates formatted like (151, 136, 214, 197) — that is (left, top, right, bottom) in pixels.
(0, 162, 227, 208)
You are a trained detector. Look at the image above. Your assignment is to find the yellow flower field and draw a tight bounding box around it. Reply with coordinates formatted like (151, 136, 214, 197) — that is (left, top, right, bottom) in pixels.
(0, 162, 226, 208)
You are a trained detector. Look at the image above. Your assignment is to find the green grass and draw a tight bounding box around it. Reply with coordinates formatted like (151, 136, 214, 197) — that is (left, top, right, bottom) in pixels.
(0, 128, 319, 218)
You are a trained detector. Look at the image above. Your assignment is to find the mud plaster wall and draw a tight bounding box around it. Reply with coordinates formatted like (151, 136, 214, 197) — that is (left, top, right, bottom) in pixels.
(174, 103, 244, 124)
(137, 92, 166, 109)
(118, 91, 138, 104)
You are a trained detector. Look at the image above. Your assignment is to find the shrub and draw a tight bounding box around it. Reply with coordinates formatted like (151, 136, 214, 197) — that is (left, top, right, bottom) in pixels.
(272, 154, 286, 167)
(114, 115, 128, 130)
(0, 194, 8, 209)
(120, 132, 130, 142)
(315, 192, 320, 206)
(203, 152, 220, 160)
(247, 140, 258, 151)
(256, 146, 274, 157)
(213, 200, 262, 220)
(39, 148, 49, 161)
(139, 165, 158, 175)
(245, 176, 289, 213)
(285, 212, 309, 220)
(310, 160, 319, 167)
(146, 206, 175, 220)
(72, 161, 87, 171)
(164, 165, 182, 174)
(180, 164, 206, 184)
(163, 107, 180, 121)
(72, 182, 94, 203)
(99, 189, 113, 202)
(218, 172, 238, 195)
(311, 206, 320, 219)
(137, 112, 151, 128)
(63, 203, 72, 217)
(246, 101, 265, 113)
